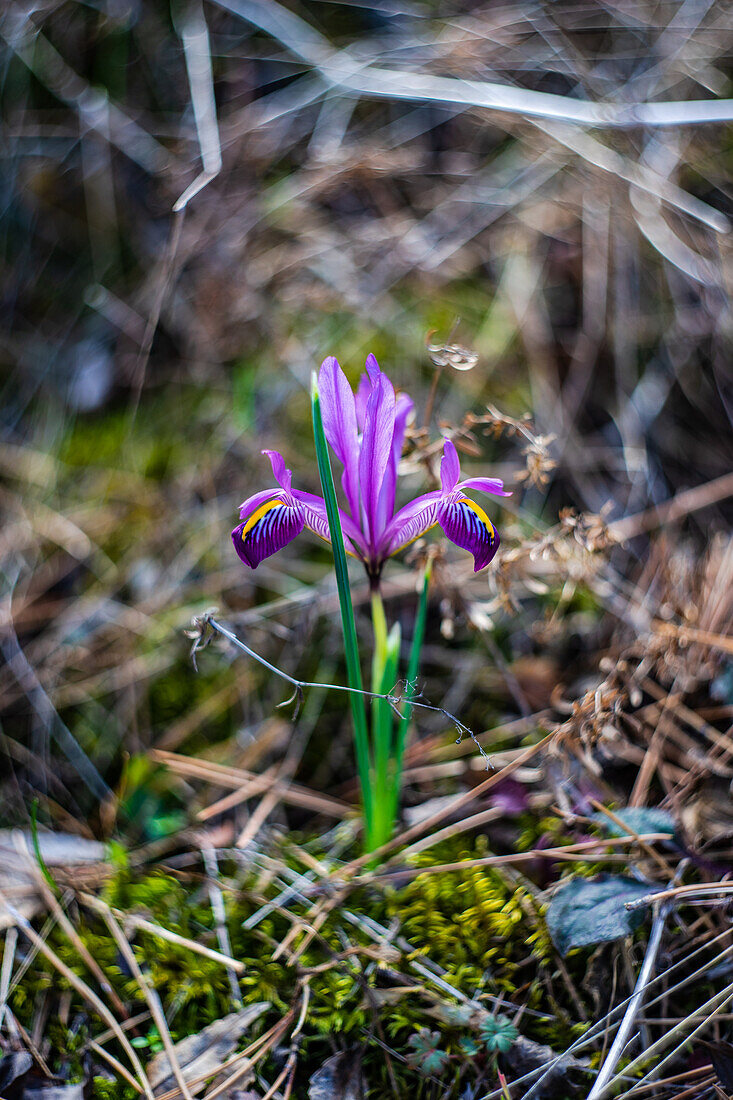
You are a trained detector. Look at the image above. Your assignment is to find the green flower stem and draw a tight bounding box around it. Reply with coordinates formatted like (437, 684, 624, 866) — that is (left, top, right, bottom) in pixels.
(389, 560, 431, 823)
(311, 375, 373, 843)
(371, 589, 401, 849)
(370, 590, 389, 836)
(378, 621, 401, 845)
(370, 589, 389, 693)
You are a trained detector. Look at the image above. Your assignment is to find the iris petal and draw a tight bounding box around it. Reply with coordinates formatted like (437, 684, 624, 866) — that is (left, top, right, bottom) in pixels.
(317, 357, 360, 519)
(458, 476, 512, 498)
(237, 487, 280, 522)
(232, 498, 304, 569)
(292, 489, 366, 557)
(439, 496, 499, 571)
(376, 391, 414, 536)
(263, 449, 292, 493)
(359, 370, 396, 545)
(440, 438, 461, 493)
(355, 374, 371, 431)
(380, 490, 443, 558)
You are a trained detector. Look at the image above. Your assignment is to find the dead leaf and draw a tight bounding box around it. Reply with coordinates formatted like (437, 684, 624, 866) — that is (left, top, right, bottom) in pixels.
(23, 1086, 84, 1100)
(698, 1040, 733, 1092)
(503, 1034, 590, 1098)
(0, 831, 106, 929)
(308, 1050, 365, 1100)
(0, 1050, 32, 1093)
(147, 1003, 269, 1095)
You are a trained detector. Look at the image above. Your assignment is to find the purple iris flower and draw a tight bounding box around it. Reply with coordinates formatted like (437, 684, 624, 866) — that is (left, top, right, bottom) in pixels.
(232, 354, 511, 581)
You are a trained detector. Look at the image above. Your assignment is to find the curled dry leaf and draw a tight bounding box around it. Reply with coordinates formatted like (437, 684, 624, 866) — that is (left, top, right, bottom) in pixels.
(0, 831, 107, 929)
(147, 1004, 269, 1095)
(308, 1050, 365, 1100)
(546, 875, 652, 956)
(23, 1086, 84, 1100)
(0, 1050, 32, 1094)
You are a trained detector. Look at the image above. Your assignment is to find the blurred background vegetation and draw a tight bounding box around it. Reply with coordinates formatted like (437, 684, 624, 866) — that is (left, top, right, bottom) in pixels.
(1, 0, 732, 867)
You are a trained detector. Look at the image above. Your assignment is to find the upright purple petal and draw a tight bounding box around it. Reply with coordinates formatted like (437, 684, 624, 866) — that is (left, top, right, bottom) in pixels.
(263, 449, 291, 493)
(317, 357, 360, 518)
(355, 373, 371, 431)
(364, 352, 381, 384)
(359, 370, 396, 547)
(440, 438, 461, 493)
(439, 496, 499, 571)
(376, 391, 414, 535)
(380, 490, 443, 558)
(232, 498, 304, 569)
(292, 489, 367, 558)
(458, 476, 513, 498)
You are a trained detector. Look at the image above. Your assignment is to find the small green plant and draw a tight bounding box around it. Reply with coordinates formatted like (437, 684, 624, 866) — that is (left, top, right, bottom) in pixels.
(406, 1028, 450, 1076)
(480, 1014, 518, 1054)
(130, 1026, 164, 1055)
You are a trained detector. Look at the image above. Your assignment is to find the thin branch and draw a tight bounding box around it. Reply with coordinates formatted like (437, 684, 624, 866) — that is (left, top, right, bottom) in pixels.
(173, 0, 223, 212)
(189, 612, 486, 761)
(214, 0, 733, 130)
(587, 903, 669, 1100)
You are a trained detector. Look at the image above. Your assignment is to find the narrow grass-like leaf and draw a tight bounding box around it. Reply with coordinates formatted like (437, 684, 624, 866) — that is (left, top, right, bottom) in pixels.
(311, 374, 373, 841)
(30, 799, 58, 891)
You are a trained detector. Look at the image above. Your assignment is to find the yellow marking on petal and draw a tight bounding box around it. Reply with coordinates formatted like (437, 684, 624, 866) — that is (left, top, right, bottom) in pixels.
(458, 497, 496, 538)
(241, 498, 285, 541)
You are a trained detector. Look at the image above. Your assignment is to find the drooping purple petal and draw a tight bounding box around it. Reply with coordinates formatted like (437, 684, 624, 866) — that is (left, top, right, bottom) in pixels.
(238, 487, 281, 522)
(376, 391, 414, 535)
(317, 357, 360, 519)
(262, 449, 292, 493)
(380, 490, 443, 558)
(439, 496, 499, 571)
(440, 438, 461, 493)
(359, 370, 396, 546)
(232, 498, 304, 569)
(292, 489, 367, 558)
(458, 476, 513, 498)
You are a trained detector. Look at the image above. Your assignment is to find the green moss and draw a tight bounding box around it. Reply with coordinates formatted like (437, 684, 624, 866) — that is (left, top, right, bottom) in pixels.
(4, 829, 599, 1097)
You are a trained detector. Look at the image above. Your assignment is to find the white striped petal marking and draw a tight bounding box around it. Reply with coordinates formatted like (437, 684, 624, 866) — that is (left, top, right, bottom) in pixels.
(237, 498, 304, 568)
(440, 496, 498, 571)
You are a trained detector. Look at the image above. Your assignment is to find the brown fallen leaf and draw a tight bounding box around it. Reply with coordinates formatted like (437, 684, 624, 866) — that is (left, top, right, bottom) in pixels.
(0, 831, 107, 929)
(146, 1004, 269, 1096)
(308, 1050, 365, 1100)
(23, 1086, 84, 1100)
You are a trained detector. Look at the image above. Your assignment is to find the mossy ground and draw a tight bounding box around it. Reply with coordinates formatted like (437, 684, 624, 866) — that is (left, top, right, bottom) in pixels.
(5, 819, 604, 1098)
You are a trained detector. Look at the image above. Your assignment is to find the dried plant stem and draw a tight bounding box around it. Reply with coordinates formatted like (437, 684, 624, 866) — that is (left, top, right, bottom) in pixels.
(181, 1013, 294, 1100)
(98, 907, 195, 1100)
(604, 978, 733, 1097)
(0, 895, 154, 1100)
(215, 0, 733, 131)
(370, 833, 676, 881)
(79, 892, 245, 973)
(200, 845, 243, 1004)
(89, 1041, 144, 1094)
(587, 903, 668, 1100)
(610, 470, 733, 541)
(343, 731, 556, 875)
(0, 926, 17, 1029)
(18, 852, 129, 1017)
